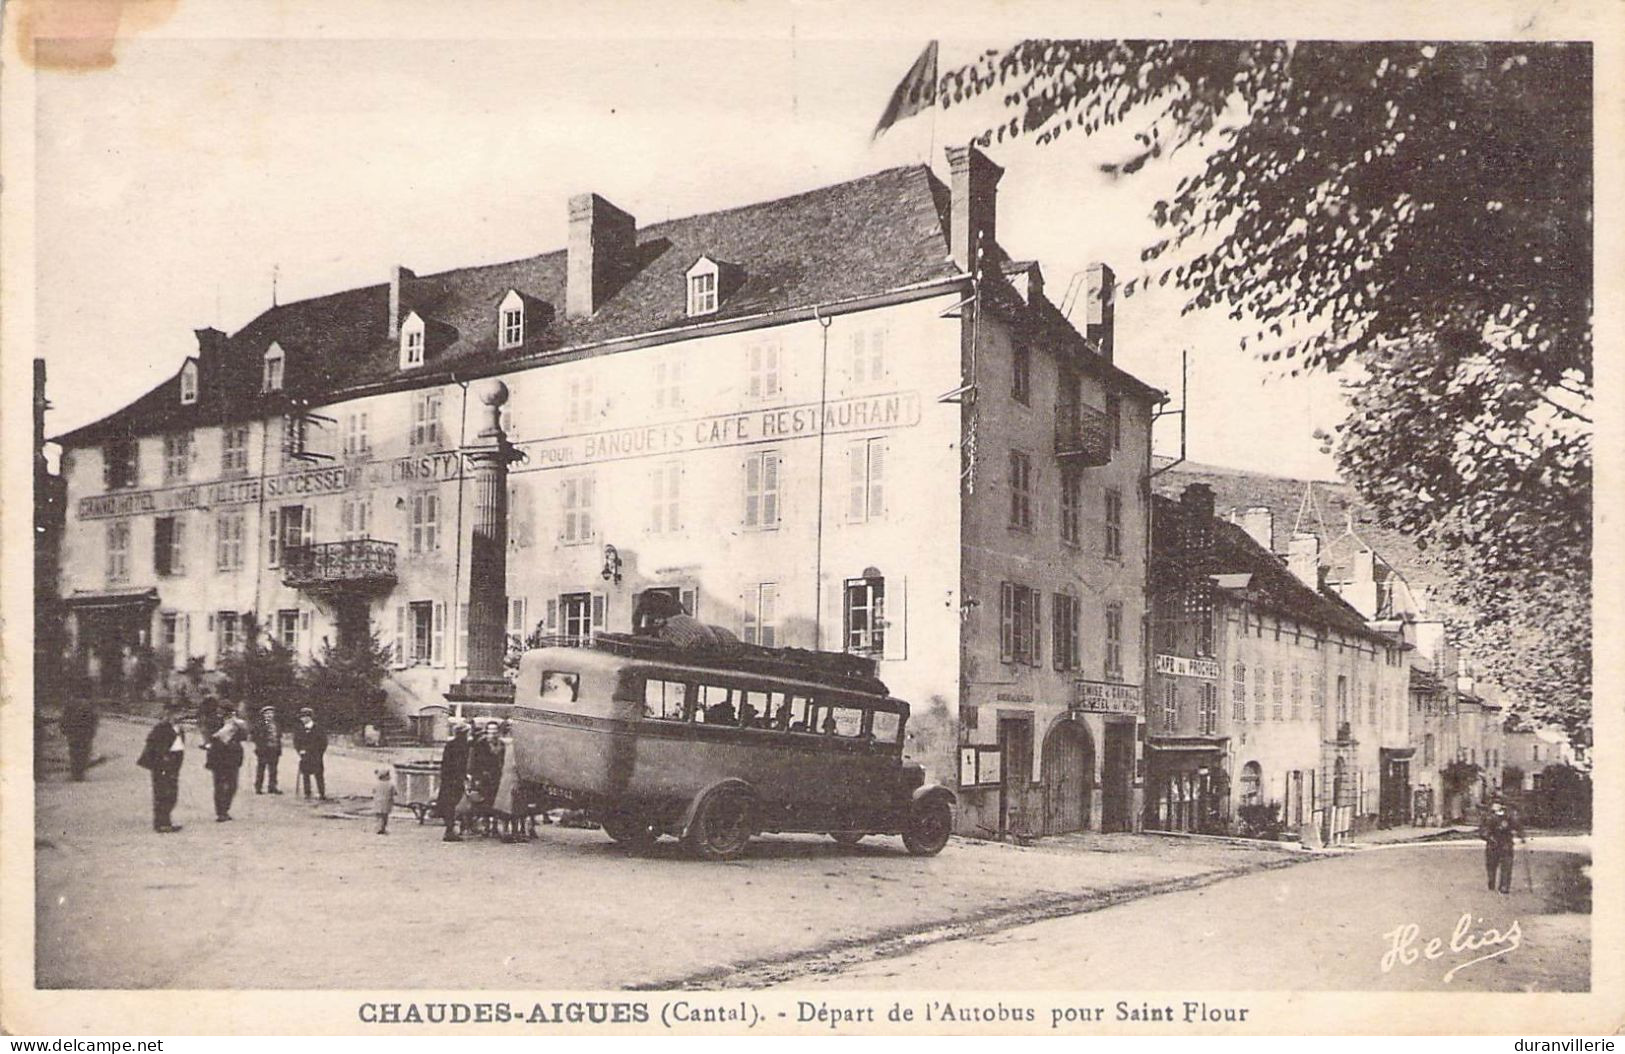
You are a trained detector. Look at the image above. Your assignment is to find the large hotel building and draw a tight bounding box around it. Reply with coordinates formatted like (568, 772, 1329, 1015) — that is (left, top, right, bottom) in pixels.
(53, 147, 1165, 837)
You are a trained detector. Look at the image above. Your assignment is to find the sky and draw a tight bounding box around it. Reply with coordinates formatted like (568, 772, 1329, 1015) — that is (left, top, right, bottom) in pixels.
(31, 4, 1347, 479)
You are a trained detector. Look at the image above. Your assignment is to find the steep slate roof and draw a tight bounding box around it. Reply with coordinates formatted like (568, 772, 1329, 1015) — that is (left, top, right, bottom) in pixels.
(1151, 493, 1389, 643)
(57, 165, 963, 446)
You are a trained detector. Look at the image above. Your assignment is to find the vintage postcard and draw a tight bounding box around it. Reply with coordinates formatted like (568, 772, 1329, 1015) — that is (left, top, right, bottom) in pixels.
(1, 0, 1619, 1038)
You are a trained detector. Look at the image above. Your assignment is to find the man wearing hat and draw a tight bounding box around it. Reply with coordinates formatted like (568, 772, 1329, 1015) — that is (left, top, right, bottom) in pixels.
(136, 700, 188, 832)
(205, 700, 251, 821)
(293, 707, 329, 800)
(1478, 794, 1527, 894)
(252, 705, 284, 795)
(435, 719, 473, 842)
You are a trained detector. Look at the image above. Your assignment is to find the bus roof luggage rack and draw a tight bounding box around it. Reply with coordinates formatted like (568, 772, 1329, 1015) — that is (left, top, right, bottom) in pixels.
(589, 631, 888, 694)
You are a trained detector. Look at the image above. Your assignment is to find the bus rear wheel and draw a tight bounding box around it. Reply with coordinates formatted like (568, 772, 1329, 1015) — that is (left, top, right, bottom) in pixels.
(901, 798, 953, 856)
(684, 786, 754, 861)
(601, 812, 658, 848)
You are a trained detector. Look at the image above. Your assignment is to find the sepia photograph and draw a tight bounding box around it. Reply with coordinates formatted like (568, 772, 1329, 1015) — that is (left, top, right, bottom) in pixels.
(0, 0, 1617, 1038)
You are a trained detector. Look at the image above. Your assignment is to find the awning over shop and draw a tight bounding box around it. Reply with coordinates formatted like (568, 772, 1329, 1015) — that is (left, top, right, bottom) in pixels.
(1380, 746, 1416, 760)
(1146, 736, 1228, 775)
(62, 587, 159, 612)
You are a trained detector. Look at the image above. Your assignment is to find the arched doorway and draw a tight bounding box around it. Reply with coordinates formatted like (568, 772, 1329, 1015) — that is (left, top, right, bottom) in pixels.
(1041, 719, 1095, 835)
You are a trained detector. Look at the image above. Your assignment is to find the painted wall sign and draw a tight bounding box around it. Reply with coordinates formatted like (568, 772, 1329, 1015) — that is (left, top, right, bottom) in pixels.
(74, 391, 923, 520)
(513, 391, 923, 474)
(1154, 654, 1220, 680)
(993, 691, 1034, 703)
(1072, 680, 1143, 714)
(76, 451, 464, 521)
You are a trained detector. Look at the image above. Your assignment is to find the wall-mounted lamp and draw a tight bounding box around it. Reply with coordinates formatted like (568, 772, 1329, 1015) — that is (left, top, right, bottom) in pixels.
(601, 543, 622, 585)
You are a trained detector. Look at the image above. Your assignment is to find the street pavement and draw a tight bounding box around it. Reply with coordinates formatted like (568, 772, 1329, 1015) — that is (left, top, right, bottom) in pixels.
(32, 715, 1588, 992)
(764, 838, 1590, 992)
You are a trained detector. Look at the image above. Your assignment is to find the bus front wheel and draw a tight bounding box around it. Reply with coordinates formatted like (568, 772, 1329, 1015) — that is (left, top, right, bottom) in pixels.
(901, 797, 953, 856)
(683, 786, 754, 861)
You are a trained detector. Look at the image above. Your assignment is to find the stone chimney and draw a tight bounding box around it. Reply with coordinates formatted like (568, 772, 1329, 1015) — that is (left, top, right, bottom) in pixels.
(1085, 262, 1116, 362)
(388, 266, 416, 340)
(567, 193, 637, 320)
(946, 144, 1003, 275)
(193, 327, 227, 397)
(1231, 505, 1274, 552)
(1180, 483, 1215, 551)
(1287, 532, 1321, 590)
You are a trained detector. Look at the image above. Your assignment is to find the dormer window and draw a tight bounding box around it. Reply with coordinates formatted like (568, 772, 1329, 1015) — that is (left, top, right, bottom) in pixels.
(498, 290, 525, 350)
(262, 342, 285, 392)
(179, 360, 199, 405)
(400, 312, 426, 369)
(686, 257, 719, 317)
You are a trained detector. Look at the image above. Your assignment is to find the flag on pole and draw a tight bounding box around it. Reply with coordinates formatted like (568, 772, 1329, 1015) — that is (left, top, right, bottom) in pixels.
(872, 40, 939, 141)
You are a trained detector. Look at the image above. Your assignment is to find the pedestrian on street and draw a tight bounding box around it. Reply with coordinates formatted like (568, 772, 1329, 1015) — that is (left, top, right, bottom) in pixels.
(293, 707, 328, 800)
(59, 695, 99, 781)
(1479, 795, 1526, 894)
(252, 705, 284, 794)
(136, 699, 187, 833)
(205, 701, 250, 822)
(372, 767, 397, 835)
(436, 720, 472, 842)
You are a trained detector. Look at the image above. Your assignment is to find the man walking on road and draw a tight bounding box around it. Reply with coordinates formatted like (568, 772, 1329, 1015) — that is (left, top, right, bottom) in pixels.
(136, 700, 187, 832)
(206, 701, 250, 821)
(253, 705, 284, 794)
(1479, 795, 1526, 894)
(60, 695, 99, 781)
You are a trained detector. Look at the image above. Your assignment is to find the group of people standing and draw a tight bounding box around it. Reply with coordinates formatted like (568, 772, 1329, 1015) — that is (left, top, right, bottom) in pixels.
(136, 694, 330, 832)
(432, 719, 524, 843)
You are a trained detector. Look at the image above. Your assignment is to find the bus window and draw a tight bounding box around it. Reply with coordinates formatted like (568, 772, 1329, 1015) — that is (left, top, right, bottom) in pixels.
(811, 701, 865, 737)
(871, 710, 902, 744)
(539, 670, 579, 703)
(644, 678, 688, 721)
(695, 684, 736, 725)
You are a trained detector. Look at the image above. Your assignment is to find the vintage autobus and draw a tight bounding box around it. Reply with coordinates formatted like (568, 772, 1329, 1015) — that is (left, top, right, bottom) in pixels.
(508, 631, 955, 860)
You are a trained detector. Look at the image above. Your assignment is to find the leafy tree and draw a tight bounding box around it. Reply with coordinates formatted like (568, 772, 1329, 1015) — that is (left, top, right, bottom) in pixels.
(941, 41, 1592, 737)
(216, 615, 302, 718)
(301, 631, 392, 732)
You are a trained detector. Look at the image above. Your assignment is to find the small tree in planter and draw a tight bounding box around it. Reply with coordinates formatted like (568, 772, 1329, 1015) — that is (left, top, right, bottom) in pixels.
(217, 615, 302, 721)
(301, 631, 392, 732)
(1236, 801, 1283, 840)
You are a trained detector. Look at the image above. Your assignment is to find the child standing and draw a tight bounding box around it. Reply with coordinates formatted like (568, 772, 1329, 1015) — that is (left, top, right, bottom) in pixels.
(372, 767, 397, 835)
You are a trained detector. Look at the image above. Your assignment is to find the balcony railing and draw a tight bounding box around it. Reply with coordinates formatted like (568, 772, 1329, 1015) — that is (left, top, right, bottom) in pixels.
(282, 539, 398, 593)
(1054, 401, 1112, 465)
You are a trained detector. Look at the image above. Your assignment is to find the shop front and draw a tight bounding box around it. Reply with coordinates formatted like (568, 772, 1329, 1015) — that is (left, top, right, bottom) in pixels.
(1143, 736, 1229, 834)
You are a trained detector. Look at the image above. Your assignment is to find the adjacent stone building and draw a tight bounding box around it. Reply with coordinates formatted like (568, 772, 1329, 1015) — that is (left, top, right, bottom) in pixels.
(1146, 484, 1410, 843)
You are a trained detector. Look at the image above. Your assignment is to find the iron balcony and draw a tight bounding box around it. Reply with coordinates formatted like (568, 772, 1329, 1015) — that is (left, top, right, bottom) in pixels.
(282, 539, 398, 593)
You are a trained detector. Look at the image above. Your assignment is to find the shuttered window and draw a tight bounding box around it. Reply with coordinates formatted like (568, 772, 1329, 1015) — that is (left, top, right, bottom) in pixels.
(846, 439, 886, 522)
(999, 582, 1041, 666)
(743, 451, 781, 529)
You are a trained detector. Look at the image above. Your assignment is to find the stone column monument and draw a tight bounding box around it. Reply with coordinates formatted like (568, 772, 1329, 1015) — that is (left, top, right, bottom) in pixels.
(445, 378, 523, 712)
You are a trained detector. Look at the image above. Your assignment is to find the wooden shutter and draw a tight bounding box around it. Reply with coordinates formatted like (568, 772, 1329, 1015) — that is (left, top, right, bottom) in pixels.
(743, 456, 760, 527)
(869, 440, 886, 519)
(432, 602, 446, 666)
(301, 505, 315, 547)
(1030, 589, 1042, 667)
(847, 444, 866, 521)
(266, 508, 281, 567)
(545, 597, 558, 630)
(154, 519, 173, 576)
(1000, 582, 1014, 663)
(763, 453, 779, 524)
(1052, 594, 1065, 671)
(458, 602, 469, 664)
(393, 605, 406, 667)
(591, 593, 606, 631)
(299, 610, 312, 655)
(882, 576, 906, 661)
(180, 613, 191, 668)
